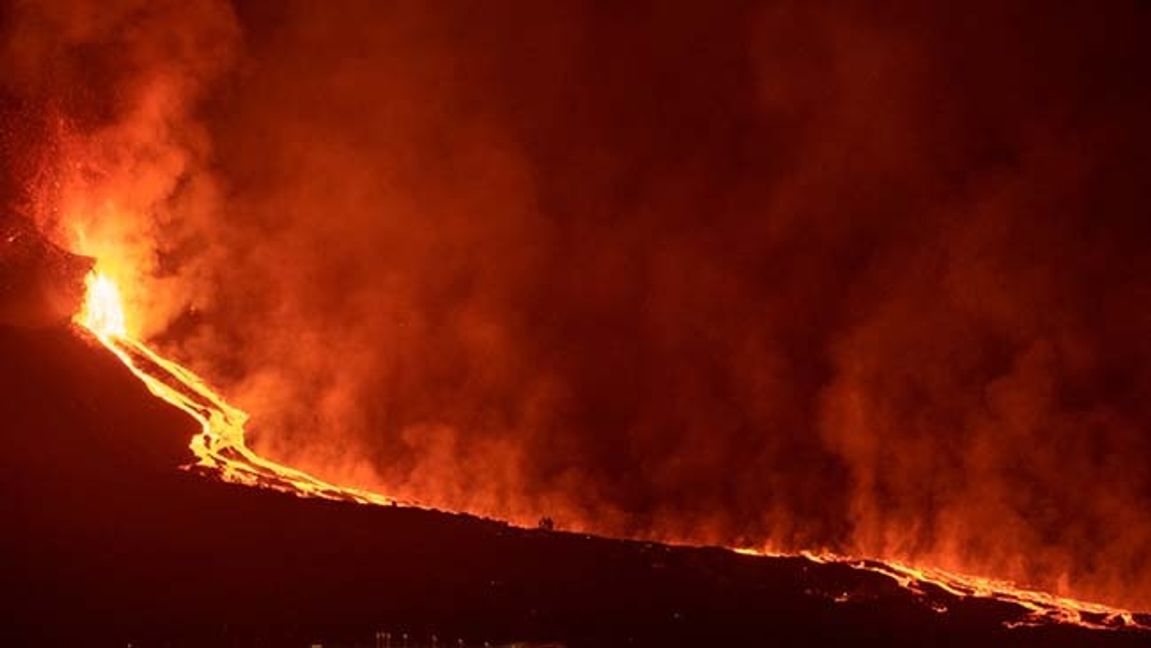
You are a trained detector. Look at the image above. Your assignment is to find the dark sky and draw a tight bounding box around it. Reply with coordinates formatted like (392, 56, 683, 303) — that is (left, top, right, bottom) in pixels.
(4, 0, 1151, 609)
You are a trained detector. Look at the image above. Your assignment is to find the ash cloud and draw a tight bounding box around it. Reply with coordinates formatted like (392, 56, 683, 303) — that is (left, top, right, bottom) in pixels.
(11, 0, 1151, 608)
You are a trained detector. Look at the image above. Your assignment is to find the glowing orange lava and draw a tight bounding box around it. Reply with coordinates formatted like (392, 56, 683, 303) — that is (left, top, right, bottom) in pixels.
(75, 270, 397, 505)
(731, 547, 1147, 631)
(73, 269, 1148, 633)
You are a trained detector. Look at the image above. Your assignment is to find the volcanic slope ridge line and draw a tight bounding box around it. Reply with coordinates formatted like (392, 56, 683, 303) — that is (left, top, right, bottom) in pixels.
(73, 271, 1151, 634)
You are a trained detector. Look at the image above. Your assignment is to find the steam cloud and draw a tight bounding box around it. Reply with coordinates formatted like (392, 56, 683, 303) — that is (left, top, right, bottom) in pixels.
(5, 0, 1151, 608)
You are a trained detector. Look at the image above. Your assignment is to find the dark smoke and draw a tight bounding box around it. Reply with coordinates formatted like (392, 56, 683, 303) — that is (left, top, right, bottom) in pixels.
(7, 0, 1151, 608)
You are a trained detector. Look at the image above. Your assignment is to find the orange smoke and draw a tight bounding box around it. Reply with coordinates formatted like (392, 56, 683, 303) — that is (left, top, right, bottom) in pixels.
(6, 0, 1151, 613)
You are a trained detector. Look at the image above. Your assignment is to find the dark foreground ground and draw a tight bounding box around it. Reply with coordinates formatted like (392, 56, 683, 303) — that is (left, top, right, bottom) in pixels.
(2, 324, 1149, 648)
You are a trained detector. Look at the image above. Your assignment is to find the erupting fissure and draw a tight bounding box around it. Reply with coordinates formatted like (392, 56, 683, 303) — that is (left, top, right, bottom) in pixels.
(72, 269, 1147, 633)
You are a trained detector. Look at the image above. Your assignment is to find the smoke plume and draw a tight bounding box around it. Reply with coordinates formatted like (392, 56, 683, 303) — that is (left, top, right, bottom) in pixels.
(7, 0, 1151, 608)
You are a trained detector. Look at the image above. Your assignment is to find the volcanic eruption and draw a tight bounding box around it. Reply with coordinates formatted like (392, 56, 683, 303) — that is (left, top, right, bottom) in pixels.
(3, 0, 1151, 645)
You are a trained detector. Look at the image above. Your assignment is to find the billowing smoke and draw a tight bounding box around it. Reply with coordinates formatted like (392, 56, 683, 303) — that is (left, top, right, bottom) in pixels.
(1, 0, 237, 336)
(7, 0, 1151, 608)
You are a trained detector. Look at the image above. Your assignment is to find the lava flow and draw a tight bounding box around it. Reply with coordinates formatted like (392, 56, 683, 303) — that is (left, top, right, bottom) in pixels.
(733, 548, 1149, 632)
(74, 270, 397, 506)
(72, 269, 1148, 634)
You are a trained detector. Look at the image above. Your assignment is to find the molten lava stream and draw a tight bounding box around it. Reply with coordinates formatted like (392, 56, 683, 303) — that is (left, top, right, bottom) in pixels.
(73, 271, 1149, 633)
(75, 271, 396, 506)
(733, 548, 1147, 632)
